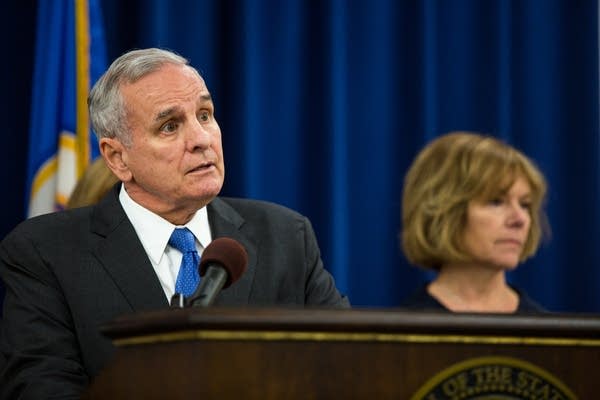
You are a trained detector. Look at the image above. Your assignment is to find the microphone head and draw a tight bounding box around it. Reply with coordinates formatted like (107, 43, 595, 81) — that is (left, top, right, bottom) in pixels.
(199, 237, 248, 288)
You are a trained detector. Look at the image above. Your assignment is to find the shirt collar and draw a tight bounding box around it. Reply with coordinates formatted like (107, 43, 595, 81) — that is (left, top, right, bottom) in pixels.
(118, 184, 212, 265)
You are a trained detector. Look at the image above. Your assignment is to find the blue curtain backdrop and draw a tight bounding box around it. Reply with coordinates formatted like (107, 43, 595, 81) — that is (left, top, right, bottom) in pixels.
(2, 0, 599, 313)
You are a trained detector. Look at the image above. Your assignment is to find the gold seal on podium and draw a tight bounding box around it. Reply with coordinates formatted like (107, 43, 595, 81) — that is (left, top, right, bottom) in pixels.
(410, 356, 577, 400)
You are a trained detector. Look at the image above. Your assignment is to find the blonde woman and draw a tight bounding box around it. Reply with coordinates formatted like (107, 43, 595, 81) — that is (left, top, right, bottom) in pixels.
(400, 132, 549, 313)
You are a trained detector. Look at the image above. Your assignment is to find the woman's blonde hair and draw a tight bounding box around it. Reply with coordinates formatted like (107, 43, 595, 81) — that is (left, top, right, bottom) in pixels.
(67, 158, 119, 209)
(401, 131, 549, 270)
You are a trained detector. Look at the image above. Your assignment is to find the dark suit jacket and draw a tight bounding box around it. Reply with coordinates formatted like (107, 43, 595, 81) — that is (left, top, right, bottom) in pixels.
(0, 186, 349, 399)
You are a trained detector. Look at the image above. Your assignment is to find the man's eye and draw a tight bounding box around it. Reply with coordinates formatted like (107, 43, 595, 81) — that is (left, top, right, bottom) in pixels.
(199, 111, 210, 122)
(161, 121, 178, 133)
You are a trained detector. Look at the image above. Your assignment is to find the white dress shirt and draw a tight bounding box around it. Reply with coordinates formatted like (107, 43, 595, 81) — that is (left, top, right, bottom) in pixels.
(118, 184, 212, 301)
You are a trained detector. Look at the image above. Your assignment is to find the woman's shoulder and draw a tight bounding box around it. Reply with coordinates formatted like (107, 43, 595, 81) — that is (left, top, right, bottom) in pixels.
(513, 286, 547, 314)
(400, 284, 449, 312)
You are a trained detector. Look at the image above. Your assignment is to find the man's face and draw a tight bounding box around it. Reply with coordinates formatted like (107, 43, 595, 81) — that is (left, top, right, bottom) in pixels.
(110, 63, 225, 220)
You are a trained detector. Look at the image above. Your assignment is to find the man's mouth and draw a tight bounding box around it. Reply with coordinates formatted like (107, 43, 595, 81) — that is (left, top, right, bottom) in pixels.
(188, 162, 214, 173)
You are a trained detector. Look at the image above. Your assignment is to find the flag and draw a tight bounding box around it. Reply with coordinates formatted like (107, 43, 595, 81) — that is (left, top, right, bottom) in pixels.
(25, 0, 107, 217)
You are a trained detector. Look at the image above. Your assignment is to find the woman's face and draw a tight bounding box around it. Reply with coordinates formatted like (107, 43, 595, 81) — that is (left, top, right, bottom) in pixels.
(461, 176, 532, 270)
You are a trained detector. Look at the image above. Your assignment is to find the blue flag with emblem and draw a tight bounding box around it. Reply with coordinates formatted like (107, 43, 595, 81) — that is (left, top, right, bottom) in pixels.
(25, 0, 107, 217)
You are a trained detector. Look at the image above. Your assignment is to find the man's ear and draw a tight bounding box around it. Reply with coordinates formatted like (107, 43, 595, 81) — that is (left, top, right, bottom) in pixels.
(99, 138, 133, 182)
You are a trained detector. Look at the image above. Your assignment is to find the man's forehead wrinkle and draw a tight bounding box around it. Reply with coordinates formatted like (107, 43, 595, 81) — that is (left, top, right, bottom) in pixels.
(154, 93, 212, 120)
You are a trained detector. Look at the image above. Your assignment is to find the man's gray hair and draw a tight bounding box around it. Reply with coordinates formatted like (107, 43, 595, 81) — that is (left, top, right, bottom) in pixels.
(88, 48, 194, 146)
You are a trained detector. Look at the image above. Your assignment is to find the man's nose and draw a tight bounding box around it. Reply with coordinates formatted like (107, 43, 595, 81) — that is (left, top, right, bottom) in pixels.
(187, 119, 211, 149)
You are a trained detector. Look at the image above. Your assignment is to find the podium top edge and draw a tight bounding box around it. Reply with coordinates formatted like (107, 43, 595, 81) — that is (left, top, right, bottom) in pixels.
(100, 307, 600, 340)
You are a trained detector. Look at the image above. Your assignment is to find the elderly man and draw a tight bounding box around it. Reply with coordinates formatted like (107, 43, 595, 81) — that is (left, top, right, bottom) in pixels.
(0, 48, 349, 399)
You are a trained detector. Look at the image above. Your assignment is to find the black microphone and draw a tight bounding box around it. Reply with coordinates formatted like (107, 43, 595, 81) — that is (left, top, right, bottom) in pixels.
(186, 237, 248, 307)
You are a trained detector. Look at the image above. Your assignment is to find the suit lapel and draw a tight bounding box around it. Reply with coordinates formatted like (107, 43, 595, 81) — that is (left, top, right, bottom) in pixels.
(207, 198, 257, 304)
(90, 185, 169, 311)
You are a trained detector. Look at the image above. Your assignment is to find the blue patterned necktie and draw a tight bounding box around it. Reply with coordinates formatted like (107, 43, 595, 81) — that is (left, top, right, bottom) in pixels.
(169, 228, 201, 297)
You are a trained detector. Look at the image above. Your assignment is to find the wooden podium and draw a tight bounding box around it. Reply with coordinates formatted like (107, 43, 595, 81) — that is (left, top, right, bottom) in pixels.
(85, 308, 600, 399)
